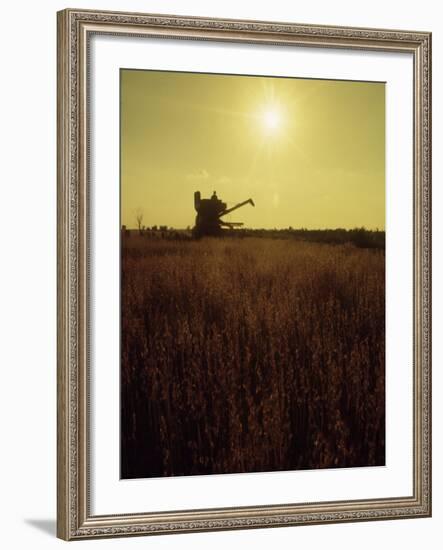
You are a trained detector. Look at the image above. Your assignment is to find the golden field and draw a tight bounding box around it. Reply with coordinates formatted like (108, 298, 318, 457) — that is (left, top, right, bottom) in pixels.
(121, 236, 385, 478)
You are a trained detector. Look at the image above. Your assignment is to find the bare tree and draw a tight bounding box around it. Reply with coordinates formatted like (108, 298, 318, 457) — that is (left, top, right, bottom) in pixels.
(136, 209, 144, 235)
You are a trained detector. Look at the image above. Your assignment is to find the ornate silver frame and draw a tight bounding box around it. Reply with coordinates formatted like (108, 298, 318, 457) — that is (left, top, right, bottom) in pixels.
(57, 8, 432, 540)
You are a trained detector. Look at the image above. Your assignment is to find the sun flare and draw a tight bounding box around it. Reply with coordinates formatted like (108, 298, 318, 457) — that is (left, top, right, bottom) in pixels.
(262, 108, 281, 132)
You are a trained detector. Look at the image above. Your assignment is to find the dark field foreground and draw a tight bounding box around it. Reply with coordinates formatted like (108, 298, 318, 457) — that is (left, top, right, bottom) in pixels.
(121, 237, 385, 478)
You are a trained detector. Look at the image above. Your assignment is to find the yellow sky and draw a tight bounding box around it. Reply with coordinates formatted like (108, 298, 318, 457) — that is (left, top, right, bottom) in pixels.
(121, 69, 385, 230)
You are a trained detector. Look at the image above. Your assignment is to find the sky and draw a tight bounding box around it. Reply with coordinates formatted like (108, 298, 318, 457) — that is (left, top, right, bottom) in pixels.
(121, 69, 385, 230)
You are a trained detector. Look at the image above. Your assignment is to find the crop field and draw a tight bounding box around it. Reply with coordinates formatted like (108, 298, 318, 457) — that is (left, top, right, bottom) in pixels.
(121, 236, 385, 479)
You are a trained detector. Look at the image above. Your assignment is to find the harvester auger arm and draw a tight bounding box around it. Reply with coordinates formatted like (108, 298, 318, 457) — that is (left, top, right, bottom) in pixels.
(220, 198, 255, 217)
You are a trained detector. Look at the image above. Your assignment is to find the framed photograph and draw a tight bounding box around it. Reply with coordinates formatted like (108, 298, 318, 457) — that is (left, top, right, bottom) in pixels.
(57, 8, 432, 540)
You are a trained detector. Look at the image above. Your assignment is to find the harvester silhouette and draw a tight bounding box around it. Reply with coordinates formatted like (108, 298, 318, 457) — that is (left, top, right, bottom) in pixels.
(193, 191, 255, 238)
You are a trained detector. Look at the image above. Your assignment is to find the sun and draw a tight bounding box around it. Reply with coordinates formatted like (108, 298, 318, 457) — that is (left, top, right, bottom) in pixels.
(261, 107, 281, 132)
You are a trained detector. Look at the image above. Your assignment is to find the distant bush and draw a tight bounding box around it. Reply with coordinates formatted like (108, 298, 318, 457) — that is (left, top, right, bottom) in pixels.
(231, 227, 385, 249)
(348, 227, 385, 249)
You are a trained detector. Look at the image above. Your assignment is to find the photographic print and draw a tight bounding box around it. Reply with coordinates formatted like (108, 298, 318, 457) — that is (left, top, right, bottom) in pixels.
(120, 69, 386, 479)
(57, 10, 431, 539)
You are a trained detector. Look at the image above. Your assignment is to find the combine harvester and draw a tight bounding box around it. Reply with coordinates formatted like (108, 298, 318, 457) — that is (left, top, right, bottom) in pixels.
(193, 191, 254, 238)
